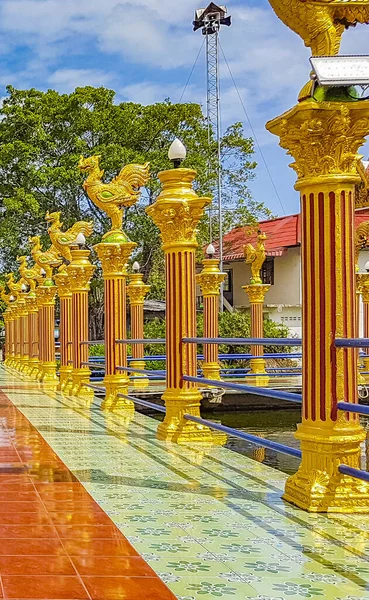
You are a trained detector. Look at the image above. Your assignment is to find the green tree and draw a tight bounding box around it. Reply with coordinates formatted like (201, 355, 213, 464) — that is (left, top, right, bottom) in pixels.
(0, 85, 270, 331)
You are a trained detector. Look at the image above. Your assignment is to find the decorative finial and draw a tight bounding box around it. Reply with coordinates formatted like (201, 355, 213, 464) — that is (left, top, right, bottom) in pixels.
(75, 232, 86, 246)
(132, 261, 140, 272)
(168, 138, 187, 168)
(206, 243, 215, 258)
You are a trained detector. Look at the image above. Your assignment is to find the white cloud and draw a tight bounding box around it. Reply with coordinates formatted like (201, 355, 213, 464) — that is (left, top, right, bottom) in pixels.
(48, 68, 115, 93)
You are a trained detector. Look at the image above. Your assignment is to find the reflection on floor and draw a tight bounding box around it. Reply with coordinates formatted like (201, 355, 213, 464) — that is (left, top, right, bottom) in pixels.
(2, 366, 369, 599)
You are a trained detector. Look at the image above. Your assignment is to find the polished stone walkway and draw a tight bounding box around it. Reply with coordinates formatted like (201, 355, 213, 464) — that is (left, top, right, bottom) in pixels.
(2, 366, 369, 599)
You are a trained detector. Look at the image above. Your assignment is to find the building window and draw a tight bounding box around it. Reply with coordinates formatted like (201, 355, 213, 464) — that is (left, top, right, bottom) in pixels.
(261, 258, 274, 285)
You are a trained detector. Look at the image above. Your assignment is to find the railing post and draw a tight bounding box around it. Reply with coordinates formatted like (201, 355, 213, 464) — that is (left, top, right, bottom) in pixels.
(54, 270, 73, 392)
(94, 241, 136, 410)
(243, 285, 270, 387)
(36, 283, 58, 388)
(147, 166, 225, 445)
(196, 256, 225, 381)
(67, 247, 95, 399)
(267, 101, 369, 512)
(126, 268, 150, 388)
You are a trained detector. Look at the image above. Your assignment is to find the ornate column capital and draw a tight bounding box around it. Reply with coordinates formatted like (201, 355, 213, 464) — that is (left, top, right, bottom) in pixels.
(24, 295, 38, 314)
(196, 259, 226, 297)
(54, 271, 72, 298)
(67, 249, 95, 292)
(36, 285, 57, 306)
(146, 169, 210, 251)
(94, 241, 136, 277)
(127, 273, 150, 305)
(361, 273, 369, 303)
(266, 102, 369, 190)
(243, 284, 270, 304)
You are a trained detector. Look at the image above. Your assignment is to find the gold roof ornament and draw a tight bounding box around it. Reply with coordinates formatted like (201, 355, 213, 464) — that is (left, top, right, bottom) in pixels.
(78, 155, 150, 241)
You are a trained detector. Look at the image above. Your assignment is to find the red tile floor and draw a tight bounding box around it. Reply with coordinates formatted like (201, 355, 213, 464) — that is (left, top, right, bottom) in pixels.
(0, 390, 177, 599)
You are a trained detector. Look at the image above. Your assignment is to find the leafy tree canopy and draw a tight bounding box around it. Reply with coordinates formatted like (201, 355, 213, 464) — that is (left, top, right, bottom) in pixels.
(0, 85, 271, 280)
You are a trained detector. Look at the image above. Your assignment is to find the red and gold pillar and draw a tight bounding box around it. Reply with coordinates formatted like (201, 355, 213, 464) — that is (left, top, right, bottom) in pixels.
(54, 271, 73, 391)
(147, 168, 225, 445)
(127, 270, 150, 388)
(242, 284, 270, 386)
(27, 293, 40, 380)
(12, 300, 21, 371)
(361, 275, 369, 378)
(36, 284, 58, 388)
(94, 241, 135, 410)
(3, 309, 10, 365)
(7, 303, 16, 368)
(267, 100, 369, 512)
(67, 248, 95, 399)
(196, 257, 225, 381)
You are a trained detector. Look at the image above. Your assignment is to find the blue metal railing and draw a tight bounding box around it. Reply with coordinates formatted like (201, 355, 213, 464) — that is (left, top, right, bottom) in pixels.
(183, 337, 302, 346)
(182, 375, 302, 403)
(338, 464, 369, 483)
(335, 338, 369, 348)
(337, 401, 369, 416)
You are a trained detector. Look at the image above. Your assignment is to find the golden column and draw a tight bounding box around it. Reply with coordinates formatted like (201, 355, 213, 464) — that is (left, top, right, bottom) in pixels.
(126, 262, 150, 388)
(7, 302, 16, 367)
(243, 232, 270, 386)
(54, 270, 73, 391)
(94, 240, 135, 409)
(355, 274, 366, 386)
(36, 282, 58, 387)
(267, 100, 369, 512)
(361, 273, 369, 377)
(196, 245, 226, 381)
(67, 244, 95, 399)
(78, 154, 150, 411)
(146, 145, 224, 445)
(0, 286, 12, 366)
(27, 292, 40, 379)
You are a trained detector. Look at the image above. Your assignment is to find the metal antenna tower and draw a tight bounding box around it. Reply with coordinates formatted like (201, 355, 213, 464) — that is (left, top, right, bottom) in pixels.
(193, 3, 231, 311)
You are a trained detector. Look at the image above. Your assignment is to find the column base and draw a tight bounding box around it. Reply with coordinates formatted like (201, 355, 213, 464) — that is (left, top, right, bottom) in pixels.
(130, 361, 149, 389)
(59, 366, 73, 392)
(247, 358, 269, 387)
(18, 357, 29, 374)
(70, 369, 94, 400)
(101, 374, 132, 411)
(28, 359, 41, 380)
(12, 355, 21, 372)
(157, 389, 226, 446)
(284, 422, 369, 513)
(202, 362, 222, 383)
(40, 362, 59, 389)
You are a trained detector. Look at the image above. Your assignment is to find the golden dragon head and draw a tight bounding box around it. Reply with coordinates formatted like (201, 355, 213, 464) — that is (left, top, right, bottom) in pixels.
(29, 235, 40, 249)
(78, 155, 103, 175)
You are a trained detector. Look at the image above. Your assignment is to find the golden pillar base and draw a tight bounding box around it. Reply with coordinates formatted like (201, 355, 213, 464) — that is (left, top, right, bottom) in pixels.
(59, 366, 73, 392)
(246, 358, 270, 387)
(102, 374, 132, 411)
(40, 362, 58, 385)
(28, 358, 41, 380)
(363, 357, 369, 384)
(157, 389, 226, 445)
(130, 360, 149, 389)
(202, 362, 222, 382)
(284, 423, 369, 512)
(70, 370, 94, 400)
(13, 355, 21, 371)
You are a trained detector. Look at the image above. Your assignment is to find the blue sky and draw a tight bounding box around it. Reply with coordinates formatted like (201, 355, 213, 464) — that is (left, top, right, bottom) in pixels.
(0, 0, 368, 217)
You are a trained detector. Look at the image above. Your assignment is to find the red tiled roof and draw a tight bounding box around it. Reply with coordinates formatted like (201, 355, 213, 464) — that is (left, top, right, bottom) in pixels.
(218, 209, 369, 262)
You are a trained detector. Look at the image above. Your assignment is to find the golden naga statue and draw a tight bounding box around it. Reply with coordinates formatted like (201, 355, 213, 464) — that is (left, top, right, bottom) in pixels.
(45, 211, 93, 263)
(78, 155, 150, 234)
(16, 256, 42, 292)
(268, 0, 369, 57)
(29, 236, 61, 280)
(244, 231, 267, 284)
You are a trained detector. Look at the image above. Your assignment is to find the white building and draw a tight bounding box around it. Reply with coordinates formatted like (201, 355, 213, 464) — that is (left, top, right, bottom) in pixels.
(216, 210, 369, 337)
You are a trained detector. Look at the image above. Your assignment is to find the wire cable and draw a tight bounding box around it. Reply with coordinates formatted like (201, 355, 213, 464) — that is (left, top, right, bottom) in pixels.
(219, 41, 286, 215)
(179, 38, 205, 103)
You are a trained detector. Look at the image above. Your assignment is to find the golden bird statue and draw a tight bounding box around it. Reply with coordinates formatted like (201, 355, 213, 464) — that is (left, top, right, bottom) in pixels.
(16, 256, 42, 293)
(45, 211, 94, 263)
(355, 220, 369, 268)
(244, 231, 267, 284)
(5, 273, 23, 301)
(0, 284, 11, 306)
(268, 0, 369, 57)
(78, 155, 150, 235)
(29, 236, 62, 280)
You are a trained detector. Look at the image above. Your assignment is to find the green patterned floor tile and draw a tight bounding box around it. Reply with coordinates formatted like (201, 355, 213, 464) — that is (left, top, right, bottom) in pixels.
(165, 576, 256, 598)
